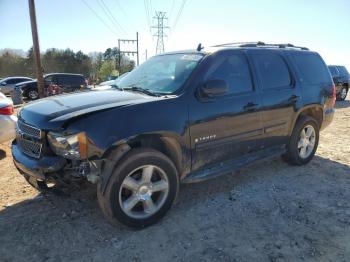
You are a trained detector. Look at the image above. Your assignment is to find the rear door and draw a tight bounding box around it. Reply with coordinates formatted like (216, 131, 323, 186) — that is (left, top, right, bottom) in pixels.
(189, 50, 264, 171)
(248, 50, 300, 148)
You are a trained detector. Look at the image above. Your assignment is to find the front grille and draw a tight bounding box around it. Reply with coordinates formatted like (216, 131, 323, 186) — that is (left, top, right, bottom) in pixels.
(17, 120, 42, 139)
(17, 138, 42, 159)
(16, 119, 43, 159)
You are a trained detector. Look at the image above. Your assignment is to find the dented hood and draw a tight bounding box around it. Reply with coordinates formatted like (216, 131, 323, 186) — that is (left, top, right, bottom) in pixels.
(18, 90, 157, 130)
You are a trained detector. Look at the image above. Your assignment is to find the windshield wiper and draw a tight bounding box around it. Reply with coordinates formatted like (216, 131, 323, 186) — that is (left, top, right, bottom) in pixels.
(111, 84, 123, 91)
(123, 86, 159, 97)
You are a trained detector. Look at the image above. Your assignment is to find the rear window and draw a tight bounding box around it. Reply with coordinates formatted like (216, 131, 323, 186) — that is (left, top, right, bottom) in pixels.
(293, 53, 331, 84)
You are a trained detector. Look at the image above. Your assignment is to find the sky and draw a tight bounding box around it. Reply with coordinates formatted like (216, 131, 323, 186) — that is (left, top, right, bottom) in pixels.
(0, 0, 349, 67)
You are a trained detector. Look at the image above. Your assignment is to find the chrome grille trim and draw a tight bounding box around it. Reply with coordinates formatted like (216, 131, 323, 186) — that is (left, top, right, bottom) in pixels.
(17, 138, 42, 159)
(17, 120, 42, 139)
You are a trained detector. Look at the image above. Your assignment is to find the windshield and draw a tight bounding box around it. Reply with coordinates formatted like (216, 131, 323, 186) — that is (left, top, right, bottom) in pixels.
(117, 53, 203, 94)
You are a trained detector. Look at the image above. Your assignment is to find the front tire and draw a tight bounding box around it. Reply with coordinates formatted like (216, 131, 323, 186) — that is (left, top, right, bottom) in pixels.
(283, 116, 319, 165)
(97, 148, 179, 228)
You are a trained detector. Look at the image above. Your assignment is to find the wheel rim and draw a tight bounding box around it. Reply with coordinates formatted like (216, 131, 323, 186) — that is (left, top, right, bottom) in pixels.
(119, 165, 169, 219)
(297, 125, 316, 159)
(341, 88, 347, 99)
(28, 90, 38, 99)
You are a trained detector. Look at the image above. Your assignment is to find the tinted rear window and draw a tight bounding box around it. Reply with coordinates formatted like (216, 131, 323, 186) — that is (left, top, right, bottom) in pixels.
(293, 53, 330, 84)
(254, 53, 291, 89)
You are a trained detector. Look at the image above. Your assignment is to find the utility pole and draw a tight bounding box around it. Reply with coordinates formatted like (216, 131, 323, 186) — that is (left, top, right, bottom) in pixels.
(118, 32, 140, 70)
(151, 12, 169, 54)
(28, 0, 44, 98)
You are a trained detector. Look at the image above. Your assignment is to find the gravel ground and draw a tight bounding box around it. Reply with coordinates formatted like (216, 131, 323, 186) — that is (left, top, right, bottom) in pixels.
(0, 98, 349, 262)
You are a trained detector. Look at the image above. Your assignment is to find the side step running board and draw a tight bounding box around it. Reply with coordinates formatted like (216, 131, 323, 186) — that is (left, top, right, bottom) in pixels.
(182, 147, 286, 183)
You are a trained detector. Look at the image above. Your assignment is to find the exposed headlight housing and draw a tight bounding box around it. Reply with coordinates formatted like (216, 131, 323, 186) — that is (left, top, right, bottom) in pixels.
(47, 132, 88, 160)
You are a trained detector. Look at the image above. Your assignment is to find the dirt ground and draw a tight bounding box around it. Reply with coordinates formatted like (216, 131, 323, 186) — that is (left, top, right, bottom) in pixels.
(0, 98, 350, 262)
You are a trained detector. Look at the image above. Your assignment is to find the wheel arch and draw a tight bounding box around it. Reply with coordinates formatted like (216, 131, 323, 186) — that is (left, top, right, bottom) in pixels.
(99, 133, 185, 195)
(289, 104, 323, 135)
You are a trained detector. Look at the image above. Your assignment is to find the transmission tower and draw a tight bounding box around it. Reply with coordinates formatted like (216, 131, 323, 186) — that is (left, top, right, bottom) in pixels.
(151, 11, 169, 54)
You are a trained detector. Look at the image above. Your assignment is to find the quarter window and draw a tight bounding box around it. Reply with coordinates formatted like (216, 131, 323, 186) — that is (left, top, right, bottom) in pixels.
(205, 52, 253, 95)
(254, 53, 291, 89)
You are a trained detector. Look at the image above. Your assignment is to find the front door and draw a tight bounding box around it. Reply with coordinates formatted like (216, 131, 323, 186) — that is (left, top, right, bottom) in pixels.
(189, 50, 263, 172)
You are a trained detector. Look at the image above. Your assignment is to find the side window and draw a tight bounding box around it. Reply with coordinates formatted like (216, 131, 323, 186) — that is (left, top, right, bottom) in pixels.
(292, 53, 330, 84)
(254, 53, 291, 89)
(205, 52, 253, 95)
(45, 75, 54, 84)
(57, 75, 70, 85)
(7, 79, 17, 84)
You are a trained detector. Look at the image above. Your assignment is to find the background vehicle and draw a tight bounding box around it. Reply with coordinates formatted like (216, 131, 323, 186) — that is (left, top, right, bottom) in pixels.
(0, 92, 17, 143)
(94, 72, 129, 90)
(0, 77, 33, 95)
(328, 65, 350, 101)
(12, 42, 335, 228)
(17, 73, 87, 100)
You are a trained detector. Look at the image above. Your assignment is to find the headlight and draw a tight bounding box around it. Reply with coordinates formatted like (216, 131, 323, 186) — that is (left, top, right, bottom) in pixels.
(47, 132, 88, 160)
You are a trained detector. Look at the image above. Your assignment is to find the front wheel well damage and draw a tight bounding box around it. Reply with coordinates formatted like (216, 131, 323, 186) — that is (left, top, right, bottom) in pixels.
(99, 135, 183, 195)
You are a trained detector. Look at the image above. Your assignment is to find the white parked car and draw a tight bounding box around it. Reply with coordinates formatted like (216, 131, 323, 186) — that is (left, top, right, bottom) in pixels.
(0, 92, 17, 143)
(0, 77, 33, 95)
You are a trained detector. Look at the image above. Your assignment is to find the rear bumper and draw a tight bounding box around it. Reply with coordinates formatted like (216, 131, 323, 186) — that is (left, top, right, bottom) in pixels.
(12, 141, 66, 181)
(320, 108, 335, 131)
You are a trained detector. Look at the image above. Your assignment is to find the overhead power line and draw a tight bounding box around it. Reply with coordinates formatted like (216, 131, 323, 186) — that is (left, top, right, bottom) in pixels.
(144, 0, 151, 33)
(97, 0, 126, 34)
(168, 0, 176, 21)
(81, 0, 119, 36)
(171, 0, 187, 34)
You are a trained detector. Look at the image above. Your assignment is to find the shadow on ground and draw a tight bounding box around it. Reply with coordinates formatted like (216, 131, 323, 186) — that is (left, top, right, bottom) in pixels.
(0, 149, 6, 160)
(1, 155, 350, 261)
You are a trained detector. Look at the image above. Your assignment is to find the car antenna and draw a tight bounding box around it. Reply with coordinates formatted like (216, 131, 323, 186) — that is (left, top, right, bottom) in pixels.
(197, 43, 204, 51)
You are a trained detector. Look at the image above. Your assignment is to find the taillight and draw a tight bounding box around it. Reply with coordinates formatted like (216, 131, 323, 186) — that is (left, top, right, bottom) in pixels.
(0, 105, 14, 115)
(330, 83, 336, 107)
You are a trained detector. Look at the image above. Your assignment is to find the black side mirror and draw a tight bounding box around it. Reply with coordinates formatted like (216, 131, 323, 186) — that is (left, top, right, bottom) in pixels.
(0, 82, 6, 86)
(199, 79, 228, 98)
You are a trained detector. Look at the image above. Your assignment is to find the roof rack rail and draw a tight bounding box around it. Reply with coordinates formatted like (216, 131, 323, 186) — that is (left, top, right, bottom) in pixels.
(212, 41, 266, 47)
(212, 42, 309, 50)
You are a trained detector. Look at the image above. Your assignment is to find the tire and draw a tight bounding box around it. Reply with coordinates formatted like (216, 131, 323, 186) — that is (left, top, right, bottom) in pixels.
(338, 87, 348, 101)
(27, 88, 39, 100)
(283, 116, 319, 165)
(97, 148, 179, 228)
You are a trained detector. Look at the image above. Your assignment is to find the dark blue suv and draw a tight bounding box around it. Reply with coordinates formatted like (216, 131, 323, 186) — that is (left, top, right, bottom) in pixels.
(12, 42, 335, 228)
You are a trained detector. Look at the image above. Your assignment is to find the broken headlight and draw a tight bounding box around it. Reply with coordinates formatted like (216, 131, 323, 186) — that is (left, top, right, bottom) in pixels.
(47, 132, 88, 160)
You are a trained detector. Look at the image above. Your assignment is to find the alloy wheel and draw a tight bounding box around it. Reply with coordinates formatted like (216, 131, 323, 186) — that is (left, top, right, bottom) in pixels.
(118, 165, 169, 219)
(297, 125, 316, 159)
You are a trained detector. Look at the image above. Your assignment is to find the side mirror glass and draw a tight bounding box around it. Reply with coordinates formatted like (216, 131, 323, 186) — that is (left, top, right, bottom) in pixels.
(199, 79, 228, 98)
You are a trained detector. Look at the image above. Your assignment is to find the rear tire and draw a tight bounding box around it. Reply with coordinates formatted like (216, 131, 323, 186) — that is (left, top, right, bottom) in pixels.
(283, 116, 319, 165)
(97, 148, 179, 228)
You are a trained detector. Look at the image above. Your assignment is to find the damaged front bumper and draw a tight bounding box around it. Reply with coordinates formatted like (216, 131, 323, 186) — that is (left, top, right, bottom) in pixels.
(12, 141, 67, 188)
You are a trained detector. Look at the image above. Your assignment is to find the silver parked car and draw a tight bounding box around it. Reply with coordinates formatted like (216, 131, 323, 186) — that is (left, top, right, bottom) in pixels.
(0, 92, 17, 143)
(0, 77, 33, 95)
